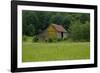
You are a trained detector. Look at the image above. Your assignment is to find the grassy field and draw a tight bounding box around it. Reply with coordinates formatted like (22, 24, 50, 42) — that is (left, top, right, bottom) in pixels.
(22, 40, 90, 62)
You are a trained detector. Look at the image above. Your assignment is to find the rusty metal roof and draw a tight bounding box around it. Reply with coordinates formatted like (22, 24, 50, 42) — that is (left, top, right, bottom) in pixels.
(52, 24, 67, 32)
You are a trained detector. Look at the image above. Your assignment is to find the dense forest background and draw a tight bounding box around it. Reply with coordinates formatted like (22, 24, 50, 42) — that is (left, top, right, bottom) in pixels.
(22, 10, 90, 41)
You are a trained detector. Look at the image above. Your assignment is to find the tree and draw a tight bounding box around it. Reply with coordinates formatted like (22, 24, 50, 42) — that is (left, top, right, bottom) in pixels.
(22, 10, 90, 42)
(69, 21, 90, 41)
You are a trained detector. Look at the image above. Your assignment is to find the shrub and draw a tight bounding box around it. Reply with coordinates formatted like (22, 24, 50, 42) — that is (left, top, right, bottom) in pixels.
(69, 21, 90, 42)
(48, 38, 53, 42)
(52, 38, 57, 42)
(23, 35, 27, 41)
(32, 36, 38, 42)
(57, 38, 62, 41)
(63, 38, 68, 40)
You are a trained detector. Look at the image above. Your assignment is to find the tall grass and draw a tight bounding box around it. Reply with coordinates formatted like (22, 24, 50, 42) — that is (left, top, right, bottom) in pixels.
(22, 41, 90, 62)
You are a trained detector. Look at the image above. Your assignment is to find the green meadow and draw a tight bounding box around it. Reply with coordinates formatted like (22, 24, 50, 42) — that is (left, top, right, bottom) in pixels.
(22, 39, 90, 62)
(22, 11, 90, 62)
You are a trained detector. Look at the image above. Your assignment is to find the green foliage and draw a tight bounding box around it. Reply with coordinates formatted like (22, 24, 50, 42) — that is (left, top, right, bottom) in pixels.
(32, 36, 38, 42)
(22, 10, 90, 42)
(47, 38, 64, 42)
(63, 38, 68, 41)
(57, 38, 62, 41)
(53, 38, 58, 42)
(22, 35, 28, 41)
(48, 38, 53, 42)
(69, 21, 90, 41)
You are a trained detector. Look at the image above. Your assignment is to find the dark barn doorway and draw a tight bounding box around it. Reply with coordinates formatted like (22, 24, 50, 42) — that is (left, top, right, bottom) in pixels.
(61, 32, 63, 38)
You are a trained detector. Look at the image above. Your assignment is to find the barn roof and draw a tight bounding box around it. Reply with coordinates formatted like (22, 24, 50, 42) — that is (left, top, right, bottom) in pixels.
(52, 24, 67, 32)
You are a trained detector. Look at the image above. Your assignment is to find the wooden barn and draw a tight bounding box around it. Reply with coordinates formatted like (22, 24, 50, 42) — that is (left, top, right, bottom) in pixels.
(36, 24, 67, 41)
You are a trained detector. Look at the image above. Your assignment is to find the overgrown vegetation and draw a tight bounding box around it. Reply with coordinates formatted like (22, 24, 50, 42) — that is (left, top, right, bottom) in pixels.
(22, 10, 90, 42)
(22, 35, 28, 41)
(32, 36, 38, 42)
(22, 11, 90, 62)
(22, 42, 90, 62)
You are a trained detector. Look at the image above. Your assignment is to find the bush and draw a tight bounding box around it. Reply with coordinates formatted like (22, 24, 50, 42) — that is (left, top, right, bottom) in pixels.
(23, 35, 27, 41)
(32, 36, 38, 42)
(57, 38, 62, 41)
(63, 38, 68, 40)
(53, 38, 58, 42)
(69, 21, 90, 42)
(48, 38, 53, 42)
(48, 38, 64, 42)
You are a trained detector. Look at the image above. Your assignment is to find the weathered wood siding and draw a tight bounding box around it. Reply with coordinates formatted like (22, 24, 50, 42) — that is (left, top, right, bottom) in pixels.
(37, 24, 67, 41)
(57, 32, 62, 39)
(63, 32, 67, 39)
(47, 25, 57, 39)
